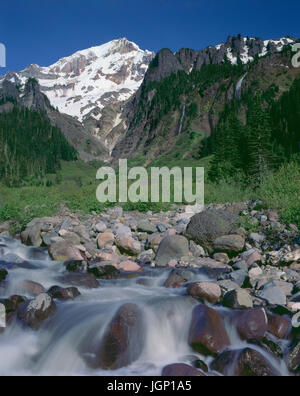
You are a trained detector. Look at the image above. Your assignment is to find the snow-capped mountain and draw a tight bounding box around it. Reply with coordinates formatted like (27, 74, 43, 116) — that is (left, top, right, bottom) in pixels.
(2, 38, 154, 122)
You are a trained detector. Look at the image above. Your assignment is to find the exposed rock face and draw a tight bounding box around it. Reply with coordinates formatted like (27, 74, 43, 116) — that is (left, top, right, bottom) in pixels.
(112, 35, 296, 161)
(185, 209, 240, 253)
(1, 38, 154, 158)
(188, 305, 230, 356)
(95, 303, 145, 370)
(211, 348, 280, 376)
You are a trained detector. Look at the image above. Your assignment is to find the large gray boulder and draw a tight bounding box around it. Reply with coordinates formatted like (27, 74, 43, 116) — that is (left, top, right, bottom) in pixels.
(185, 209, 240, 253)
(155, 235, 190, 267)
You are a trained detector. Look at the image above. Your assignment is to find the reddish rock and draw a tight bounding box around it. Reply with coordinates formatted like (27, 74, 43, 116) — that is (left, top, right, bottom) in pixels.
(267, 313, 291, 339)
(162, 363, 206, 377)
(95, 303, 145, 370)
(118, 260, 142, 272)
(187, 282, 221, 304)
(235, 308, 268, 341)
(188, 305, 230, 356)
(97, 232, 115, 249)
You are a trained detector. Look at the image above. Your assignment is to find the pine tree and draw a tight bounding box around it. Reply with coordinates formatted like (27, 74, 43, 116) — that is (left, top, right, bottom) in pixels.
(247, 93, 274, 185)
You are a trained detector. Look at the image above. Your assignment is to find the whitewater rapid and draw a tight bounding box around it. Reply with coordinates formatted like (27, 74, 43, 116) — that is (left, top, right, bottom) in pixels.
(0, 237, 290, 376)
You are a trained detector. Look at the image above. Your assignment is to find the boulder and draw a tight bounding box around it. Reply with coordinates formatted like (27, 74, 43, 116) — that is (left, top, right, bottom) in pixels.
(115, 236, 141, 256)
(188, 305, 230, 356)
(95, 303, 145, 370)
(185, 209, 240, 253)
(213, 234, 245, 254)
(164, 269, 191, 288)
(211, 348, 279, 376)
(223, 289, 253, 310)
(187, 282, 221, 304)
(137, 221, 157, 234)
(97, 232, 115, 249)
(47, 286, 81, 300)
(235, 308, 268, 341)
(49, 241, 83, 261)
(155, 235, 190, 267)
(267, 313, 291, 339)
(162, 363, 205, 377)
(258, 284, 287, 306)
(118, 260, 142, 273)
(286, 342, 300, 373)
(20, 280, 45, 296)
(17, 293, 56, 330)
(88, 263, 120, 279)
(21, 223, 43, 247)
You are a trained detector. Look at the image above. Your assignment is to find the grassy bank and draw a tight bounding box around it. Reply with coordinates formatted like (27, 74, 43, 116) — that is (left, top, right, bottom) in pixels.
(0, 159, 299, 232)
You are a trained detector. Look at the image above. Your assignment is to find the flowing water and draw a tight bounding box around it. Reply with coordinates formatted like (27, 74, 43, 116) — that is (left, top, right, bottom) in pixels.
(178, 104, 186, 135)
(0, 237, 291, 376)
(235, 73, 247, 100)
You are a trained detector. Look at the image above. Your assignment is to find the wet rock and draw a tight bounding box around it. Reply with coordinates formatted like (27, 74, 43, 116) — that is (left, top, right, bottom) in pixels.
(211, 348, 279, 376)
(248, 336, 283, 358)
(162, 363, 205, 376)
(88, 263, 120, 279)
(59, 273, 99, 289)
(155, 235, 190, 267)
(49, 241, 83, 261)
(65, 260, 88, 273)
(0, 295, 25, 314)
(187, 282, 221, 304)
(235, 308, 268, 340)
(213, 234, 245, 254)
(188, 304, 230, 356)
(193, 359, 209, 372)
(17, 293, 56, 330)
(20, 280, 45, 296)
(185, 209, 240, 253)
(223, 289, 253, 310)
(286, 342, 300, 373)
(164, 269, 191, 288)
(95, 303, 145, 370)
(267, 313, 291, 339)
(48, 285, 81, 300)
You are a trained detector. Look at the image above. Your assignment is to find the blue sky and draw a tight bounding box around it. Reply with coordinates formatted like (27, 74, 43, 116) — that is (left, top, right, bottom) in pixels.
(0, 0, 299, 73)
